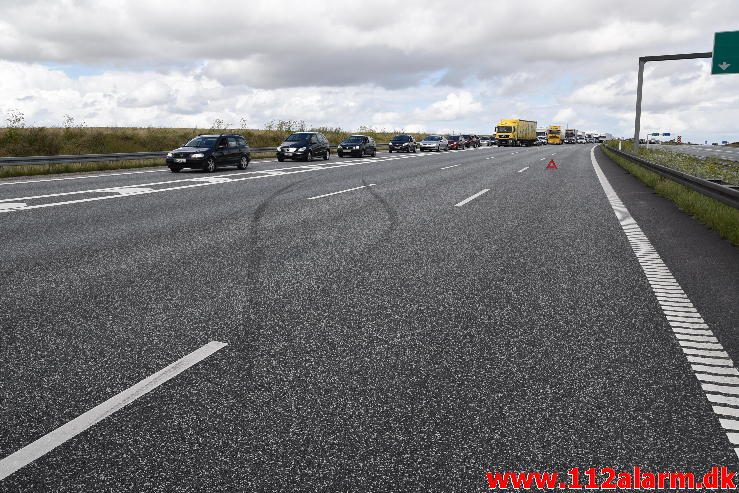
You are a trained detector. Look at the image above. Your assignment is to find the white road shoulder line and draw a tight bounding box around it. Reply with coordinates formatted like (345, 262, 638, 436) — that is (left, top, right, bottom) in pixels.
(307, 184, 375, 200)
(455, 189, 489, 207)
(518, 167, 529, 173)
(0, 341, 227, 481)
(591, 146, 739, 459)
(440, 164, 460, 170)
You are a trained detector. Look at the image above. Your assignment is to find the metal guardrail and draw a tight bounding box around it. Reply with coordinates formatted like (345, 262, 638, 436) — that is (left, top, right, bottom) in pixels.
(0, 144, 405, 167)
(603, 144, 739, 210)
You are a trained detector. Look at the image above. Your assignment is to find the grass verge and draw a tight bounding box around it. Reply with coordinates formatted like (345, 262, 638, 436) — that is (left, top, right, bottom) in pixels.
(608, 140, 739, 185)
(602, 146, 739, 246)
(0, 151, 278, 179)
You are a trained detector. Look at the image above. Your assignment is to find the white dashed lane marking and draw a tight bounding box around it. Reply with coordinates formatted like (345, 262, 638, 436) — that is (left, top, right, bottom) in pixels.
(454, 189, 489, 207)
(307, 184, 376, 200)
(591, 146, 739, 460)
(0, 341, 228, 481)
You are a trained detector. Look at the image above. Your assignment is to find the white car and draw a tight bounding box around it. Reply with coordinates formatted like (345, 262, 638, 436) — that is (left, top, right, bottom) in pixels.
(419, 135, 449, 152)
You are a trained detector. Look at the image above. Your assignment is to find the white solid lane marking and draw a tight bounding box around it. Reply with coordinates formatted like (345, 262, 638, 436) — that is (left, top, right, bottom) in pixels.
(591, 146, 739, 459)
(540, 158, 546, 161)
(0, 341, 227, 481)
(307, 184, 375, 200)
(715, 406, 739, 417)
(518, 167, 529, 173)
(693, 365, 739, 376)
(440, 164, 460, 170)
(0, 168, 167, 186)
(455, 189, 489, 207)
(697, 373, 739, 385)
(0, 202, 27, 211)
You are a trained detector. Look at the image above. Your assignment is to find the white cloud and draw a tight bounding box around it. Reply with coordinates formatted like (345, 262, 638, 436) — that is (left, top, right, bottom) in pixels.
(0, 0, 737, 143)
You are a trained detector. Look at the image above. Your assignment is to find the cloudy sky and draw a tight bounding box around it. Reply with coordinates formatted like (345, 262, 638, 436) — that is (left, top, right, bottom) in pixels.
(0, 0, 737, 143)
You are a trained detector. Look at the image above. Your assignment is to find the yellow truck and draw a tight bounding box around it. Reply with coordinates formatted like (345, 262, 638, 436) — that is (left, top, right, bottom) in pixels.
(547, 125, 564, 145)
(495, 119, 537, 147)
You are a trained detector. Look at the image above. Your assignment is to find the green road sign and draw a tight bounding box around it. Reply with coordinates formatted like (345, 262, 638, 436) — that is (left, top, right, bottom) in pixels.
(712, 31, 739, 74)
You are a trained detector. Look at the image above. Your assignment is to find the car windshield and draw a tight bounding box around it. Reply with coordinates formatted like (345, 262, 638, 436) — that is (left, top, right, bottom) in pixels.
(392, 135, 411, 142)
(285, 133, 313, 142)
(343, 136, 365, 143)
(496, 126, 513, 133)
(448, 136, 461, 141)
(462, 135, 471, 139)
(185, 136, 218, 148)
(424, 135, 441, 141)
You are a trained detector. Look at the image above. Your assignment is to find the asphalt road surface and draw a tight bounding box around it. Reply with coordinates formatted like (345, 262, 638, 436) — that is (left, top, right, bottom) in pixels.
(653, 143, 739, 162)
(1, 144, 738, 491)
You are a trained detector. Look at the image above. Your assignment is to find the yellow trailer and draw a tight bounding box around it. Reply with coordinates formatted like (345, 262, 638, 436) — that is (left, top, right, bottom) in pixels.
(495, 119, 537, 147)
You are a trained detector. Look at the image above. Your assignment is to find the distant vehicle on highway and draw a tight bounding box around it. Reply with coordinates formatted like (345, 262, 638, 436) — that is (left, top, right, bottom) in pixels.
(167, 134, 251, 173)
(277, 132, 330, 162)
(535, 136, 547, 146)
(447, 135, 464, 150)
(462, 134, 480, 148)
(495, 119, 537, 146)
(577, 136, 586, 144)
(419, 135, 449, 152)
(547, 125, 564, 145)
(479, 135, 494, 146)
(564, 128, 578, 144)
(337, 135, 377, 157)
(388, 134, 417, 153)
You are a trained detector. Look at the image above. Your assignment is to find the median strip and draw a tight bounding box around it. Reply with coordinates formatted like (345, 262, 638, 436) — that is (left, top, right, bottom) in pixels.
(307, 184, 376, 200)
(0, 341, 228, 481)
(455, 189, 489, 207)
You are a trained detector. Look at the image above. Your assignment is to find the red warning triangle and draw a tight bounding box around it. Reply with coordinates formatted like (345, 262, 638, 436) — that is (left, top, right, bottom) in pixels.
(546, 159, 558, 169)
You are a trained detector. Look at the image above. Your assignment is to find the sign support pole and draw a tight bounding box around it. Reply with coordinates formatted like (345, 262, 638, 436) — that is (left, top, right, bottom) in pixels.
(633, 52, 711, 152)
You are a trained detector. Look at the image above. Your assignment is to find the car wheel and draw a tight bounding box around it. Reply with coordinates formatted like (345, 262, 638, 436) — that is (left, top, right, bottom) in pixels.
(204, 157, 216, 172)
(169, 166, 181, 173)
(237, 155, 249, 170)
(371, 148, 376, 157)
(305, 151, 313, 162)
(277, 156, 284, 162)
(324, 150, 329, 160)
(389, 149, 393, 153)
(338, 152, 343, 158)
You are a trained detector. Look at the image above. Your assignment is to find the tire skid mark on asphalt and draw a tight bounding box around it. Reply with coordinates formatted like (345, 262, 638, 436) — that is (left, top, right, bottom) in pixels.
(591, 146, 739, 460)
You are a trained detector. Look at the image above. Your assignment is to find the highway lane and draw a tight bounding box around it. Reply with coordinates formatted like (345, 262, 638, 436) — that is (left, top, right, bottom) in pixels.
(1, 144, 738, 490)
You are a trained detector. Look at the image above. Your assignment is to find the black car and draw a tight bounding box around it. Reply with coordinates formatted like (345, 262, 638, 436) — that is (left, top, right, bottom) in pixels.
(337, 135, 377, 157)
(388, 134, 416, 153)
(462, 134, 480, 148)
(276, 132, 330, 162)
(166, 134, 250, 173)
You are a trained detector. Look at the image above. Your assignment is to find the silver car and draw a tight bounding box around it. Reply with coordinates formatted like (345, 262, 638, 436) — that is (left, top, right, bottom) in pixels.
(419, 135, 449, 152)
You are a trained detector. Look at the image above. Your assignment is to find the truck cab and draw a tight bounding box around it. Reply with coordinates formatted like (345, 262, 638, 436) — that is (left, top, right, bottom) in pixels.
(547, 125, 563, 145)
